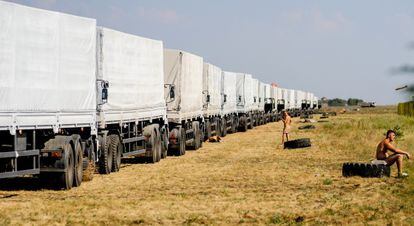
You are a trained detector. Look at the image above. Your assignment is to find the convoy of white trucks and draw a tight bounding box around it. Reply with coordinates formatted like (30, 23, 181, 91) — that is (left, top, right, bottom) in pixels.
(0, 1, 320, 189)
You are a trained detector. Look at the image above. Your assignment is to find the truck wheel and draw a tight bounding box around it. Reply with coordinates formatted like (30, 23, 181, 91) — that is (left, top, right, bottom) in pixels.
(231, 117, 237, 133)
(161, 126, 168, 159)
(72, 138, 83, 187)
(155, 127, 162, 162)
(205, 120, 212, 140)
(109, 135, 122, 172)
(221, 118, 227, 137)
(178, 127, 186, 156)
(215, 118, 221, 136)
(248, 115, 254, 129)
(98, 135, 113, 174)
(199, 124, 203, 148)
(194, 121, 201, 149)
(144, 126, 160, 163)
(58, 143, 74, 190)
(238, 116, 247, 132)
(188, 121, 200, 150)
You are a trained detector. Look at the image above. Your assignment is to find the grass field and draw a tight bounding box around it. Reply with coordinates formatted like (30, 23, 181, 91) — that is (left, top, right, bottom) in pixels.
(0, 106, 413, 225)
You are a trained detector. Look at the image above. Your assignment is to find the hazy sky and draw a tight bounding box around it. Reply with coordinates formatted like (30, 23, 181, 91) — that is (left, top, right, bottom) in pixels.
(6, 0, 414, 104)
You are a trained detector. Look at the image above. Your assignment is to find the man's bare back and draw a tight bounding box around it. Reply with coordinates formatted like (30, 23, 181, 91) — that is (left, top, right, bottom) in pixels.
(376, 139, 393, 160)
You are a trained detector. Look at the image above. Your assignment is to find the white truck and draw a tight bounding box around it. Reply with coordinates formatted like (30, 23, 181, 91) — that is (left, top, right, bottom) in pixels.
(96, 27, 168, 174)
(164, 49, 204, 155)
(221, 71, 239, 134)
(203, 63, 224, 139)
(0, 2, 98, 189)
(236, 73, 254, 131)
(0, 2, 169, 189)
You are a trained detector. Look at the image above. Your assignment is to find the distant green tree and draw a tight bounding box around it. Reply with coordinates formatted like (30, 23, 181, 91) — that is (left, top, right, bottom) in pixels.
(328, 98, 347, 106)
(347, 98, 364, 106)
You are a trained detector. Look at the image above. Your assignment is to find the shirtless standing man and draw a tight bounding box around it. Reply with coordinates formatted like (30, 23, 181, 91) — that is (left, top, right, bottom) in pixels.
(376, 130, 411, 178)
(281, 111, 291, 144)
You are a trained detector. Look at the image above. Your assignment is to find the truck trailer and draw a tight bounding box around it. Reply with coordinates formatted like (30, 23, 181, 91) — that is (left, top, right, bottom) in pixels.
(221, 71, 239, 134)
(203, 63, 224, 139)
(96, 27, 168, 174)
(236, 73, 254, 131)
(164, 49, 204, 155)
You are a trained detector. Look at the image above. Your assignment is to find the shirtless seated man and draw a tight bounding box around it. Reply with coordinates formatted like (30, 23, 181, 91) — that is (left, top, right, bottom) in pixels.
(376, 130, 411, 178)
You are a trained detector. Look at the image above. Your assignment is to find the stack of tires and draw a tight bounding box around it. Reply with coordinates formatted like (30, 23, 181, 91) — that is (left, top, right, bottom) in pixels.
(342, 163, 390, 178)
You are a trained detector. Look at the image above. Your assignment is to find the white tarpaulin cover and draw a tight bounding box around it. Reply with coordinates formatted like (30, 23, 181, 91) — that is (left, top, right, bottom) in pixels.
(287, 89, 296, 109)
(203, 63, 222, 116)
(0, 1, 96, 132)
(297, 90, 306, 109)
(236, 73, 253, 113)
(164, 49, 203, 122)
(221, 71, 237, 115)
(264, 84, 271, 103)
(96, 27, 165, 125)
(271, 87, 279, 103)
(258, 82, 265, 111)
(251, 78, 259, 111)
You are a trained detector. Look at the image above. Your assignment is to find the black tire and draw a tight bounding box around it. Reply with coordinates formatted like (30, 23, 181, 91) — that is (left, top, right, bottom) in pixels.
(58, 143, 74, 190)
(215, 118, 222, 136)
(199, 123, 203, 148)
(230, 116, 237, 133)
(72, 138, 83, 187)
(221, 118, 227, 137)
(98, 135, 113, 174)
(144, 126, 161, 163)
(284, 138, 311, 149)
(192, 121, 201, 150)
(238, 116, 247, 132)
(342, 162, 391, 178)
(205, 120, 212, 140)
(109, 135, 122, 172)
(178, 127, 186, 156)
(161, 126, 168, 159)
(155, 127, 162, 162)
(248, 114, 254, 129)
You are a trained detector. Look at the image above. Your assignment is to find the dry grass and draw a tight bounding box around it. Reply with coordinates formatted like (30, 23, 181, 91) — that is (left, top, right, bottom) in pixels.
(0, 106, 413, 225)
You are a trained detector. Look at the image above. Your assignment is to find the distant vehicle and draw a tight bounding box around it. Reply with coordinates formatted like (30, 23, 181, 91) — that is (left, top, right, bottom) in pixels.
(360, 102, 376, 108)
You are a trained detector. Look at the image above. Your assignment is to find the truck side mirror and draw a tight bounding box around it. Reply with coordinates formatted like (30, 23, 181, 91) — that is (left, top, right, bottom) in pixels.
(238, 96, 242, 102)
(224, 94, 227, 103)
(254, 97, 256, 103)
(206, 94, 210, 103)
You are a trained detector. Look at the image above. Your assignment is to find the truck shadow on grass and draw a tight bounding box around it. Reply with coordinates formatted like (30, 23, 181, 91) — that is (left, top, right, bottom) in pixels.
(0, 158, 166, 191)
(0, 177, 50, 191)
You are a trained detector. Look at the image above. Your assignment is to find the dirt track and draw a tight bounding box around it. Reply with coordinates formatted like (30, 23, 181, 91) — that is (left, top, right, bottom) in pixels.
(0, 111, 413, 225)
